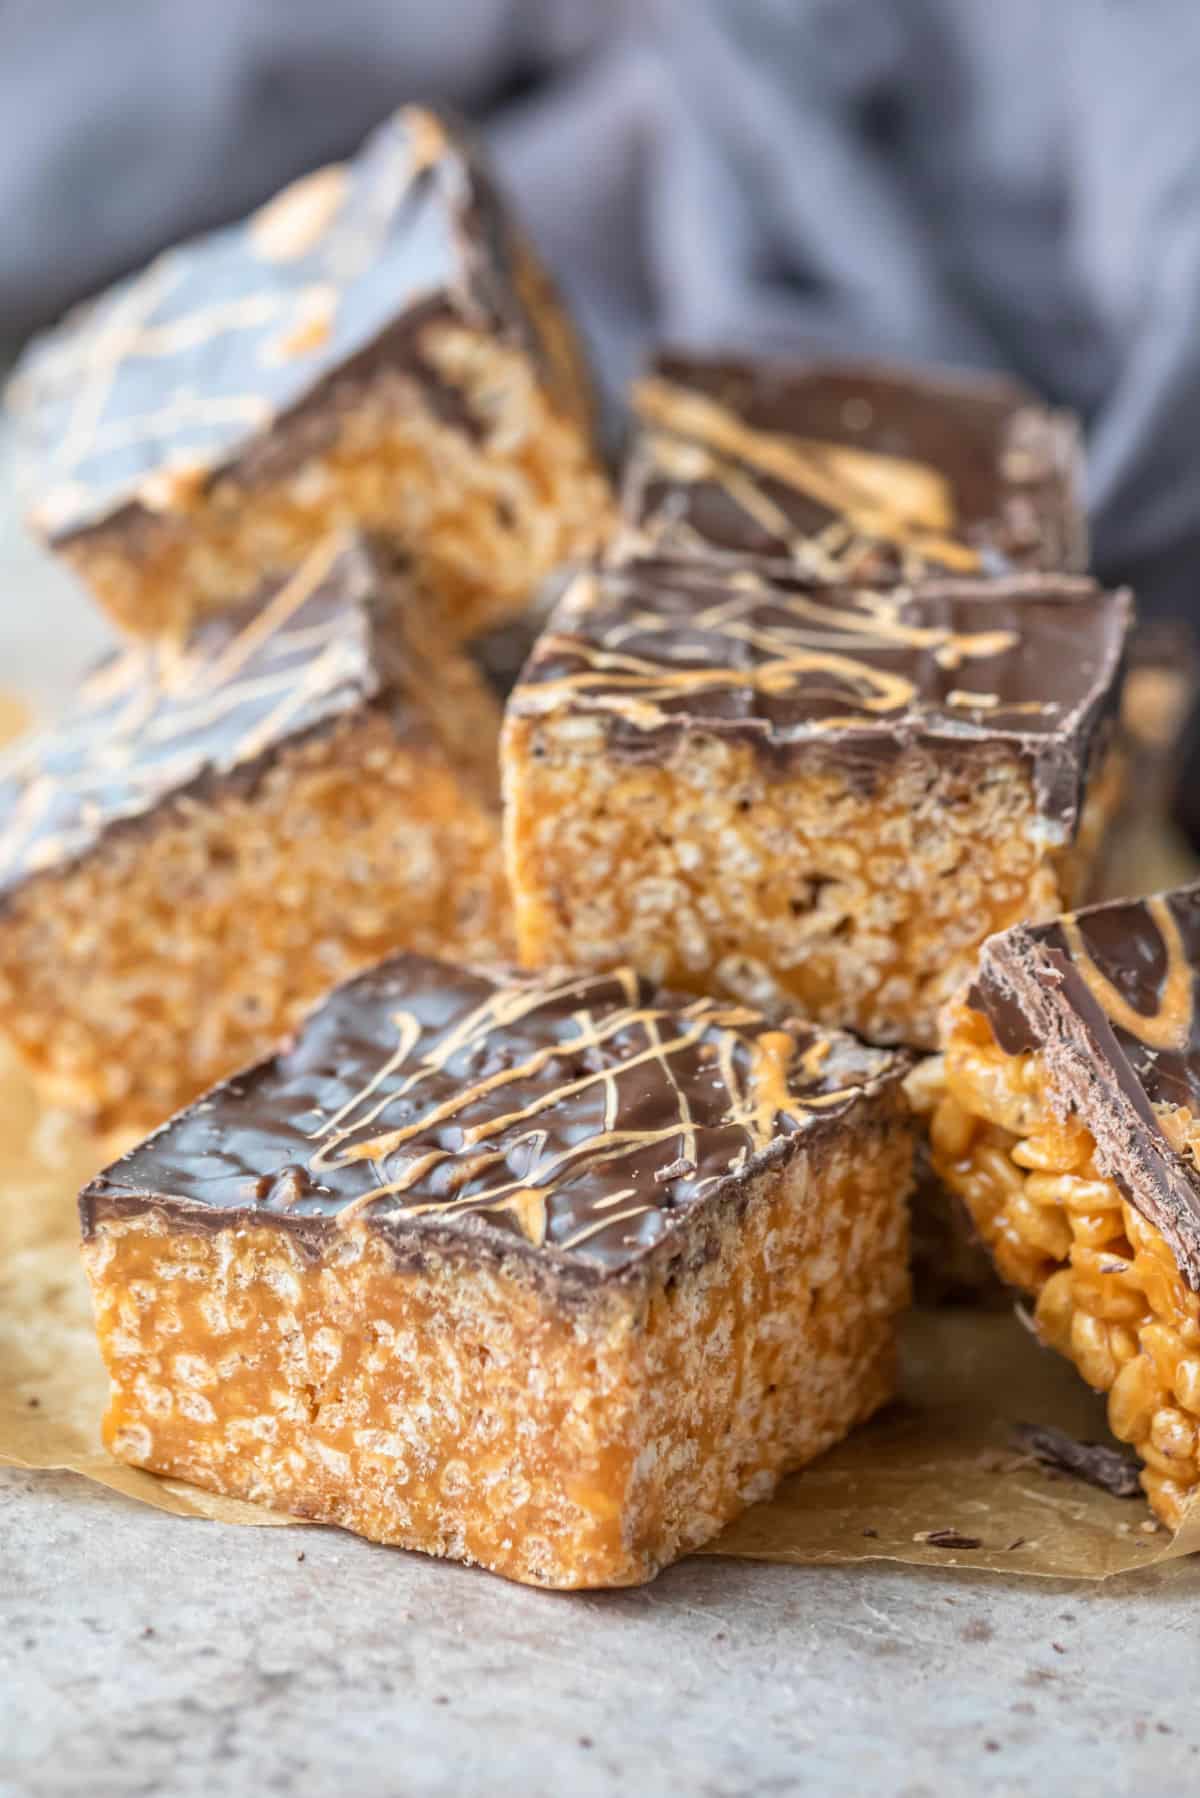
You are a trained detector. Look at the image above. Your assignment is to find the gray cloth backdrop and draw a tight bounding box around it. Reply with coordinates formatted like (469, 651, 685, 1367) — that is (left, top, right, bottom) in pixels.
(4, 0, 1200, 613)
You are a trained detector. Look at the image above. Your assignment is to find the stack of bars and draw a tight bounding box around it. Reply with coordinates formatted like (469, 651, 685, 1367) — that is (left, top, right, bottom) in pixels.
(6, 102, 1178, 1584)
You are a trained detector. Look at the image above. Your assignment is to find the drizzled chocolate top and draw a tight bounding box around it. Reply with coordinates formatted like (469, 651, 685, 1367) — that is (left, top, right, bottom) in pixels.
(0, 534, 421, 897)
(80, 955, 907, 1283)
(8, 106, 562, 542)
(511, 559, 1131, 828)
(970, 884, 1200, 1287)
(621, 352, 1085, 579)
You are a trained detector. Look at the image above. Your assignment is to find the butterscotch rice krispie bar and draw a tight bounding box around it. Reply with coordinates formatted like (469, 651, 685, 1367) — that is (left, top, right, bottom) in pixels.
(0, 534, 511, 1138)
(7, 106, 610, 641)
(80, 954, 914, 1587)
(503, 556, 1131, 1051)
(618, 351, 1085, 579)
(933, 884, 1200, 1527)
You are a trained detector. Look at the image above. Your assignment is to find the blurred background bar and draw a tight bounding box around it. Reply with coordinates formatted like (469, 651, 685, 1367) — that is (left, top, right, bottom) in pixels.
(3, 1, 1200, 619)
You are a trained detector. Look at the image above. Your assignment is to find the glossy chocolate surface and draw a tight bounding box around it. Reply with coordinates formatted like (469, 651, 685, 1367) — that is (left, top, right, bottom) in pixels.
(511, 558, 1130, 827)
(0, 534, 413, 897)
(81, 955, 907, 1280)
(971, 884, 1200, 1286)
(621, 353, 1085, 579)
(8, 107, 554, 541)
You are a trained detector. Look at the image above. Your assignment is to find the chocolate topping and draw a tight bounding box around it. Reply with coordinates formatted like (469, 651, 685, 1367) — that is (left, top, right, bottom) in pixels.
(80, 955, 908, 1281)
(0, 533, 434, 898)
(511, 558, 1130, 828)
(969, 883, 1200, 1287)
(7, 107, 563, 542)
(621, 352, 1085, 578)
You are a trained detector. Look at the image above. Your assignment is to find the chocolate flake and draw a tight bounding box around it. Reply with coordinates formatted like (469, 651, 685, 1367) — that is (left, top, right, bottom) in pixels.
(914, 1528, 984, 1550)
(1010, 1423, 1142, 1499)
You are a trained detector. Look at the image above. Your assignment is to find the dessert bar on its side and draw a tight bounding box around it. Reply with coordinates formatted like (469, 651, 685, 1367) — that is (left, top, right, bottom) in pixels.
(934, 884, 1200, 1527)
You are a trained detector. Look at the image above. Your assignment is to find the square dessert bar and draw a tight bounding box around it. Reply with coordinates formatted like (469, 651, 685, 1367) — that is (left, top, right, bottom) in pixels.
(934, 885, 1200, 1528)
(80, 955, 914, 1588)
(620, 352, 1085, 580)
(503, 558, 1131, 1050)
(0, 534, 511, 1138)
(8, 106, 609, 641)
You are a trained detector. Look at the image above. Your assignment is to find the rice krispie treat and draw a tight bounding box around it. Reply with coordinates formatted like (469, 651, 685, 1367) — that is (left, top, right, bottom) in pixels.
(503, 557, 1130, 1050)
(8, 107, 610, 641)
(81, 954, 913, 1587)
(0, 534, 511, 1137)
(932, 884, 1200, 1527)
(620, 352, 1085, 580)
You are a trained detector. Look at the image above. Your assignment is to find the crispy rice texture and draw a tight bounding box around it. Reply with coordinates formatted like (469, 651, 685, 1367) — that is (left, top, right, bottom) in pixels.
(504, 715, 1122, 1052)
(83, 1112, 912, 1588)
(934, 1005, 1200, 1529)
(63, 319, 612, 642)
(0, 712, 512, 1137)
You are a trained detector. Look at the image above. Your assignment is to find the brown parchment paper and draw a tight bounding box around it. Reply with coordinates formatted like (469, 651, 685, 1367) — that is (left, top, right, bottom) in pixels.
(6, 668, 1200, 1580)
(3, 1039, 1200, 1580)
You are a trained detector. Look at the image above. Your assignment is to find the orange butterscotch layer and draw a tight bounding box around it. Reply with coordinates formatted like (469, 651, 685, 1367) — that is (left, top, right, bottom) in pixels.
(81, 957, 912, 1585)
(9, 105, 608, 639)
(503, 560, 1130, 1049)
(934, 1006, 1200, 1528)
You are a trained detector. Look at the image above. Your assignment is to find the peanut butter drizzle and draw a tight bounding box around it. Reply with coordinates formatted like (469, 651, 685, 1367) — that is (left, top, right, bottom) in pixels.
(294, 968, 886, 1248)
(634, 376, 982, 572)
(0, 539, 371, 890)
(519, 580, 1031, 734)
(1061, 895, 1196, 1054)
(741, 1031, 799, 1143)
(16, 107, 462, 528)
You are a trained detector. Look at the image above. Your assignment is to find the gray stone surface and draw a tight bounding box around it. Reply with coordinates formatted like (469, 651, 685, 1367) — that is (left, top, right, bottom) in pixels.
(4, 435, 1200, 1798)
(5, 1467, 1200, 1798)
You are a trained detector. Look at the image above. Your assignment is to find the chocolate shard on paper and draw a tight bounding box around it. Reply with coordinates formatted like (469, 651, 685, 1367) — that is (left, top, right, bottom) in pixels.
(1011, 1423, 1142, 1499)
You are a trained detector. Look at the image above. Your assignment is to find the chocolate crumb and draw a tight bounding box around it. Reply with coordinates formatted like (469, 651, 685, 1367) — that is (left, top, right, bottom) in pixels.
(296, 1552, 306, 1563)
(26, 1395, 40, 1408)
(985, 1741, 1001, 1753)
(579, 1737, 594, 1750)
(1158, 1723, 1173, 1735)
(862, 1527, 879, 1539)
(1011, 1422, 1142, 1498)
(434, 1696, 450, 1706)
(915, 1529, 983, 1550)
(1007, 1537, 1027, 1551)
(142, 1627, 155, 1639)
(1052, 1642, 1066, 1655)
